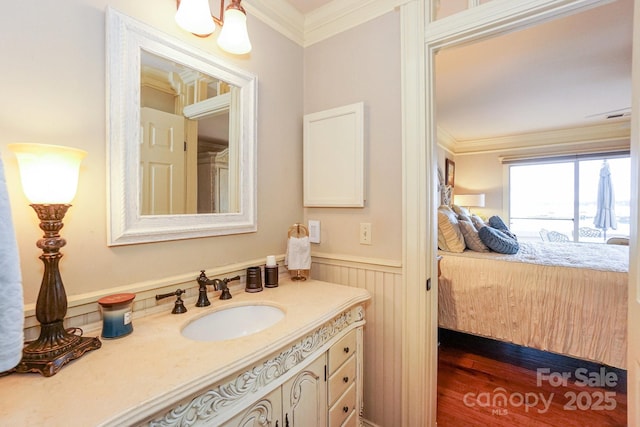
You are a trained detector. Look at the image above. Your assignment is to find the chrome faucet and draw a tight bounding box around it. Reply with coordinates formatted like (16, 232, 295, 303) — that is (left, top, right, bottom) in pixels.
(196, 270, 239, 305)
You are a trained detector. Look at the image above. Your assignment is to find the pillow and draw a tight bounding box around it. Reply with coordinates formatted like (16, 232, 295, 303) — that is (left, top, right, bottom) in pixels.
(488, 215, 517, 240)
(470, 214, 486, 230)
(488, 215, 508, 230)
(459, 220, 489, 252)
(451, 204, 470, 218)
(437, 206, 466, 253)
(478, 226, 519, 254)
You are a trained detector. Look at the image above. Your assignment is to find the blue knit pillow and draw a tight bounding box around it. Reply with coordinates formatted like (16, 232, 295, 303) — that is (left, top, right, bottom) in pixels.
(488, 215, 517, 240)
(488, 215, 508, 230)
(478, 226, 520, 254)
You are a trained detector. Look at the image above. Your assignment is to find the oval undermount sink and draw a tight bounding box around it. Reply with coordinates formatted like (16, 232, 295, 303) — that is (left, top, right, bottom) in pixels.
(181, 304, 285, 342)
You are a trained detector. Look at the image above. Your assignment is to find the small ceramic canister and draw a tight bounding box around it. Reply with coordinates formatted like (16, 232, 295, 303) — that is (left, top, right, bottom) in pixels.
(264, 255, 278, 288)
(98, 293, 135, 339)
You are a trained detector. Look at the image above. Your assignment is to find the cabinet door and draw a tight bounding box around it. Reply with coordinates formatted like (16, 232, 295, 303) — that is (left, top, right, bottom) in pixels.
(221, 387, 282, 427)
(282, 355, 327, 427)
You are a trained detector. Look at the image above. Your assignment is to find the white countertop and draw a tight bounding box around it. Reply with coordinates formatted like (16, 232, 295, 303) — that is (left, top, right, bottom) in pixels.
(0, 279, 370, 426)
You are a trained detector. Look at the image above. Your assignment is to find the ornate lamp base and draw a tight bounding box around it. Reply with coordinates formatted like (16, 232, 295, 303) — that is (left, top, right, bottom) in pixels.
(15, 322, 101, 377)
(12, 204, 102, 377)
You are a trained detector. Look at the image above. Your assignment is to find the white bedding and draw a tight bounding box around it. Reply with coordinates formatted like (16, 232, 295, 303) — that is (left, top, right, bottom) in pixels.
(438, 241, 628, 368)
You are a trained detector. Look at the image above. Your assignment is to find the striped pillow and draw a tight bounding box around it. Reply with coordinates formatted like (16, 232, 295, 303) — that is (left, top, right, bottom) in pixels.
(459, 220, 489, 252)
(438, 206, 466, 253)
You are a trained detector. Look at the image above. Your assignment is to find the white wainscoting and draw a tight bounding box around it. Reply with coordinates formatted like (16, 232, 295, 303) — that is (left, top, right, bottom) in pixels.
(311, 254, 402, 427)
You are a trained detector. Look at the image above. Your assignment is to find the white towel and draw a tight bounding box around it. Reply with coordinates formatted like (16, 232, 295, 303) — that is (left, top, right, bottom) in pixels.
(285, 236, 311, 270)
(0, 157, 24, 372)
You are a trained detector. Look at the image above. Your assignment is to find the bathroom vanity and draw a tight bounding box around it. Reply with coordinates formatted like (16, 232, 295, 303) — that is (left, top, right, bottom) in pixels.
(0, 279, 370, 426)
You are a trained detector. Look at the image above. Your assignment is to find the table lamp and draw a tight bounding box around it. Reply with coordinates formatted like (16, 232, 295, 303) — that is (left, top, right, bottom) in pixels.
(453, 193, 485, 213)
(9, 143, 101, 377)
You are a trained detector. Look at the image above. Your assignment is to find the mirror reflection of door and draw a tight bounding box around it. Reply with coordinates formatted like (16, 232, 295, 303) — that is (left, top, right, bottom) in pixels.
(140, 107, 186, 214)
(140, 50, 239, 215)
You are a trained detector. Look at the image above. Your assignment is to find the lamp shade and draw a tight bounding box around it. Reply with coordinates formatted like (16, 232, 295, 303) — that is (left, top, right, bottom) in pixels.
(454, 194, 485, 208)
(217, 8, 252, 55)
(175, 0, 216, 36)
(8, 143, 87, 204)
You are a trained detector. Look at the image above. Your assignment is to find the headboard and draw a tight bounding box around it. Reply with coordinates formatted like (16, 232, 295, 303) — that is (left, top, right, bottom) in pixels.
(438, 167, 452, 206)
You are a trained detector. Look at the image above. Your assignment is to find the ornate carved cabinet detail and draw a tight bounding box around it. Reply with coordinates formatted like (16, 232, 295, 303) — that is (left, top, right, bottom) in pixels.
(148, 305, 365, 427)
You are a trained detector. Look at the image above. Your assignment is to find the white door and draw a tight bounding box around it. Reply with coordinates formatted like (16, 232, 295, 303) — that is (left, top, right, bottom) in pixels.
(627, 0, 640, 423)
(140, 107, 186, 215)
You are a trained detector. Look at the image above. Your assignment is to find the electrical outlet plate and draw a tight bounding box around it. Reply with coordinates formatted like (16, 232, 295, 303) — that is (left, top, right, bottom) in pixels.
(308, 220, 320, 243)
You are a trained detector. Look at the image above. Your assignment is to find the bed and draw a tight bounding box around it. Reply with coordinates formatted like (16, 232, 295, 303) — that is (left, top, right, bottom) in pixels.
(438, 240, 628, 369)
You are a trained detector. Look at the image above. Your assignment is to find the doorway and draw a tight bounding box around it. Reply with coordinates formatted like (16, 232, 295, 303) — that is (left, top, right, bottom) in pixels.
(426, 0, 635, 425)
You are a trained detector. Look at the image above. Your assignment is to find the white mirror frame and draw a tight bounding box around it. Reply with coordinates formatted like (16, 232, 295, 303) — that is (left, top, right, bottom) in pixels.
(106, 8, 257, 246)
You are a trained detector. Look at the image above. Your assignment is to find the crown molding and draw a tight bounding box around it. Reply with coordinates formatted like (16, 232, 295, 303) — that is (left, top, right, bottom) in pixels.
(304, 0, 411, 47)
(447, 120, 630, 155)
(243, 0, 305, 46)
(436, 126, 457, 154)
(245, 0, 410, 47)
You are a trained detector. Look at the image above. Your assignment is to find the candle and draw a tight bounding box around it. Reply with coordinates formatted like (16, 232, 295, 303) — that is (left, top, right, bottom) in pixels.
(98, 293, 135, 339)
(266, 255, 277, 267)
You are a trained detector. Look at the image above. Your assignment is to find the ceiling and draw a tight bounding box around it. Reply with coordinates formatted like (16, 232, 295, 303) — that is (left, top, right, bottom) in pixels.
(435, 0, 633, 148)
(286, 0, 333, 14)
(284, 0, 633, 151)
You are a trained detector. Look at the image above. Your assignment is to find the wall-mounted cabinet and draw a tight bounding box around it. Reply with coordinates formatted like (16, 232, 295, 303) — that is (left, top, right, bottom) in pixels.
(303, 102, 365, 207)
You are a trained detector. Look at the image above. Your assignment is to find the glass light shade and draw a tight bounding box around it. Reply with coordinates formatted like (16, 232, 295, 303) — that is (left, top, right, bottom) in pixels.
(8, 143, 87, 204)
(217, 8, 252, 55)
(175, 0, 216, 36)
(453, 194, 486, 208)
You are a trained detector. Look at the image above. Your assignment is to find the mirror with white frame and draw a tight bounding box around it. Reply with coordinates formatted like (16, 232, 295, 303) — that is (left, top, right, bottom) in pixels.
(106, 8, 257, 245)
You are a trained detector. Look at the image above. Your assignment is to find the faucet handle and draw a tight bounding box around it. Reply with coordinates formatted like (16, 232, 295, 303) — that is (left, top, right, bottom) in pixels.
(197, 270, 211, 286)
(213, 276, 239, 300)
(224, 275, 241, 285)
(214, 278, 232, 300)
(155, 289, 188, 314)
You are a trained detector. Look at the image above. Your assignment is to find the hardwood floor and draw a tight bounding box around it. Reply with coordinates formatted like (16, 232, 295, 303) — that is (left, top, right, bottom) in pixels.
(437, 329, 627, 427)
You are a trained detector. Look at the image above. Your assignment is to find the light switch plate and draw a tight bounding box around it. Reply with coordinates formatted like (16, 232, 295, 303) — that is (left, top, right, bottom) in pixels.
(360, 222, 372, 245)
(308, 220, 320, 243)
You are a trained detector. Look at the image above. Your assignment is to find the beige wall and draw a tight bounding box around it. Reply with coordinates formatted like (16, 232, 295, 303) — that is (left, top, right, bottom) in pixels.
(303, 11, 402, 262)
(452, 152, 506, 219)
(1, 0, 304, 305)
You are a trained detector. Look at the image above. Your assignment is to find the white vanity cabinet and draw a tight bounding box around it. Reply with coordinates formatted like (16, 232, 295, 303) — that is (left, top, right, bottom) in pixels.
(223, 355, 327, 427)
(0, 280, 370, 427)
(282, 355, 327, 427)
(222, 387, 282, 427)
(147, 305, 365, 427)
(328, 330, 358, 427)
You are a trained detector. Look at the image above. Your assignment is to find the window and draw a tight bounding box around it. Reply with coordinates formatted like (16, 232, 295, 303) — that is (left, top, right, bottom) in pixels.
(508, 155, 630, 243)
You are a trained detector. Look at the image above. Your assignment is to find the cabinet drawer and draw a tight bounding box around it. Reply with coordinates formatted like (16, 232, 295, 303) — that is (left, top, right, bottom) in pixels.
(328, 330, 356, 374)
(328, 355, 355, 406)
(328, 383, 356, 427)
